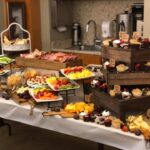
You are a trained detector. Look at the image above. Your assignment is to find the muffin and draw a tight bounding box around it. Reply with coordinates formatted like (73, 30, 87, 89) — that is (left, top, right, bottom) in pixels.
(132, 88, 143, 97)
(121, 91, 131, 100)
(116, 64, 128, 73)
(144, 62, 150, 72)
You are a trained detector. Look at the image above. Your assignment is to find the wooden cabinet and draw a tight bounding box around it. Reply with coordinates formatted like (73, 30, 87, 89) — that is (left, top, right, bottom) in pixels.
(3, 0, 41, 50)
(72, 53, 102, 65)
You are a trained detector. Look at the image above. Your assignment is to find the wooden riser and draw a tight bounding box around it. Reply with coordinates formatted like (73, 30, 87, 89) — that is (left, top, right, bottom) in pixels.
(92, 89, 150, 121)
(16, 57, 83, 70)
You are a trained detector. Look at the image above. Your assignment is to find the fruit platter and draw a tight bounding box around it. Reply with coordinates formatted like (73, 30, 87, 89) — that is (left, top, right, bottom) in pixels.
(27, 74, 49, 88)
(46, 76, 80, 91)
(0, 56, 14, 64)
(0, 68, 10, 76)
(30, 87, 63, 102)
(61, 66, 95, 80)
(16, 86, 31, 100)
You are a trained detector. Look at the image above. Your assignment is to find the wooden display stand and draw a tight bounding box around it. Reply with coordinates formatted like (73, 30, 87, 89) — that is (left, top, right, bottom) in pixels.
(92, 46, 150, 120)
(92, 89, 150, 121)
(16, 57, 83, 71)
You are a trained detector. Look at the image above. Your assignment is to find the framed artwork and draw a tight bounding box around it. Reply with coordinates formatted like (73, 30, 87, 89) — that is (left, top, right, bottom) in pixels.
(7, 2, 26, 39)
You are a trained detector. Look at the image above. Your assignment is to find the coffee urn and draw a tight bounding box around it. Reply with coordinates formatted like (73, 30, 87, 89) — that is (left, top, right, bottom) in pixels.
(72, 23, 81, 46)
(116, 11, 133, 38)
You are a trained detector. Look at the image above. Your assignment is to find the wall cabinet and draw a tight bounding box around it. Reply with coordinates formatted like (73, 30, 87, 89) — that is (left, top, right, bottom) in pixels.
(76, 53, 102, 65)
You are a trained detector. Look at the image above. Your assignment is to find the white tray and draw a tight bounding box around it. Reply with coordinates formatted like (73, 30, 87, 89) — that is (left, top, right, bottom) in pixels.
(27, 80, 48, 88)
(0, 70, 10, 76)
(46, 77, 80, 91)
(30, 89, 63, 103)
(60, 69, 95, 81)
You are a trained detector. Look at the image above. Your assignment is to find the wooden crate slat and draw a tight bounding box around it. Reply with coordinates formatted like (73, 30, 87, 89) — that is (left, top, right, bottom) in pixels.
(16, 57, 83, 70)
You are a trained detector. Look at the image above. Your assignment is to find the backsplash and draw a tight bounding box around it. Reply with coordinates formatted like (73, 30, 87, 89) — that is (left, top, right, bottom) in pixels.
(73, 0, 144, 45)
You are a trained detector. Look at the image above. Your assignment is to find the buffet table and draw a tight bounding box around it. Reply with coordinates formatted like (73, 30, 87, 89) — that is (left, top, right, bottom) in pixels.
(0, 98, 149, 150)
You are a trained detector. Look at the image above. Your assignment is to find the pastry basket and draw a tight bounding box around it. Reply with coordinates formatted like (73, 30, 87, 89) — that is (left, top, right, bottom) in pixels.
(1, 22, 32, 55)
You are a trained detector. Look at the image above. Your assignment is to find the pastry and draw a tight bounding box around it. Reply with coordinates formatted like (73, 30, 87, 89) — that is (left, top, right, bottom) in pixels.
(109, 89, 116, 97)
(103, 61, 110, 69)
(145, 62, 150, 66)
(7, 73, 22, 87)
(23, 70, 38, 79)
(116, 64, 128, 72)
(79, 112, 87, 120)
(113, 39, 120, 47)
(111, 117, 122, 129)
(121, 91, 131, 100)
(132, 88, 142, 97)
(102, 110, 110, 117)
(130, 39, 141, 45)
(103, 39, 112, 46)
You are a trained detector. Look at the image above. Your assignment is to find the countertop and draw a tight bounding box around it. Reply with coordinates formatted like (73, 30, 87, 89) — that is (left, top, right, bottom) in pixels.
(52, 48, 101, 55)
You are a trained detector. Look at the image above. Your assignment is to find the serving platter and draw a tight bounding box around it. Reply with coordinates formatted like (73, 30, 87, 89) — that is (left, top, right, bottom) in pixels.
(27, 75, 49, 88)
(0, 69, 10, 76)
(30, 88, 63, 103)
(46, 77, 80, 91)
(60, 68, 95, 81)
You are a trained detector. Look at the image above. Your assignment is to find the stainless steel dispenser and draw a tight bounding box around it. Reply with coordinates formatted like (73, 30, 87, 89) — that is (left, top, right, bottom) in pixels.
(116, 11, 133, 37)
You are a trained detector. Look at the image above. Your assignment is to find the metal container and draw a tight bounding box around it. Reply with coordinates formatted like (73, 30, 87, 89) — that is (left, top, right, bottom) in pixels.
(72, 23, 81, 46)
(116, 11, 133, 38)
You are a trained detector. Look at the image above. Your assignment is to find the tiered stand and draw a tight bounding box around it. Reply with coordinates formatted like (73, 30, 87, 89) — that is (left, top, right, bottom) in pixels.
(93, 46, 150, 121)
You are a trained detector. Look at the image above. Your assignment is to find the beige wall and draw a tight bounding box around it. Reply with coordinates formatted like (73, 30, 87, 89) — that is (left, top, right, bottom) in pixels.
(0, 0, 4, 32)
(73, 0, 144, 45)
(144, 0, 150, 38)
(40, 0, 51, 51)
(51, 0, 144, 49)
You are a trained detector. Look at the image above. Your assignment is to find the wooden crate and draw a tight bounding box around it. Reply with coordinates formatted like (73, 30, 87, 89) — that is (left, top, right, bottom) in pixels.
(92, 88, 150, 121)
(102, 47, 131, 63)
(102, 47, 150, 63)
(15, 57, 83, 70)
(105, 72, 150, 85)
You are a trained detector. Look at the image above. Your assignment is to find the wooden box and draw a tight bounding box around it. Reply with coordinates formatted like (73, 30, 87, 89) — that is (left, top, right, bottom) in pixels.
(15, 57, 83, 70)
(104, 72, 150, 85)
(92, 88, 150, 121)
(102, 47, 150, 64)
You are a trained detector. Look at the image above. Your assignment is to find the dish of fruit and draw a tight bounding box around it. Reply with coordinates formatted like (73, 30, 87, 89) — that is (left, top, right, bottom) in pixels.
(0, 56, 14, 64)
(30, 87, 63, 102)
(61, 66, 95, 80)
(16, 86, 31, 100)
(46, 76, 80, 91)
(0, 69, 10, 76)
(27, 74, 49, 87)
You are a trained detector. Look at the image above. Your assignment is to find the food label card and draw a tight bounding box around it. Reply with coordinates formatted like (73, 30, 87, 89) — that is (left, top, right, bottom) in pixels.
(132, 32, 141, 40)
(119, 32, 129, 42)
(114, 85, 121, 94)
(109, 58, 116, 67)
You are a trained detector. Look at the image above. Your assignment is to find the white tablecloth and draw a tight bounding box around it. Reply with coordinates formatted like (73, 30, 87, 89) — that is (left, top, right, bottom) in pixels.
(0, 98, 149, 150)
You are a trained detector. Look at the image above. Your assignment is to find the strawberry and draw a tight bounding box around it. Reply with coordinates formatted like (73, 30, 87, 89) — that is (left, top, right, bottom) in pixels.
(121, 125, 128, 132)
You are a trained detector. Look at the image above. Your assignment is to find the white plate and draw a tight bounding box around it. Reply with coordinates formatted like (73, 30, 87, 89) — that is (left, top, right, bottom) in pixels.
(0, 70, 10, 76)
(46, 77, 80, 91)
(30, 89, 63, 103)
(60, 69, 95, 81)
(27, 80, 48, 88)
